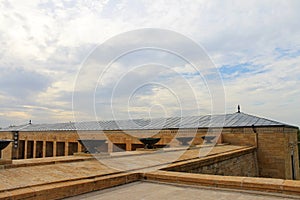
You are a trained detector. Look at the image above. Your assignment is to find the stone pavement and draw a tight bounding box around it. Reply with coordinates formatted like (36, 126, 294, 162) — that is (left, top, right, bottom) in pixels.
(2, 144, 300, 199)
(66, 181, 297, 200)
(0, 159, 118, 192)
(94, 144, 247, 172)
(0, 145, 246, 192)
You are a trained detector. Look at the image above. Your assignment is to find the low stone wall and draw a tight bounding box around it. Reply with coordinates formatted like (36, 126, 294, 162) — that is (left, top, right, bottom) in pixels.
(2, 169, 300, 199)
(186, 150, 258, 177)
(0, 173, 141, 200)
(163, 146, 258, 177)
(144, 171, 300, 196)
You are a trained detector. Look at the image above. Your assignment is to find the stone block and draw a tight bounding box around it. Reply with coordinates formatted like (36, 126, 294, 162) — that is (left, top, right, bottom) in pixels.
(282, 180, 300, 195)
(0, 159, 12, 165)
(242, 177, 283, 192)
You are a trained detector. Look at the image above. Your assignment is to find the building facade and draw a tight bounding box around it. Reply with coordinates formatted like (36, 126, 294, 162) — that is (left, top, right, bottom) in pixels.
(0, 112, 299, 180)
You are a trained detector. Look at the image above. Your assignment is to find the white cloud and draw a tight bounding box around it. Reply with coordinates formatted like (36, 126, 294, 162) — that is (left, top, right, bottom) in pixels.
(0, 0, 299, 127)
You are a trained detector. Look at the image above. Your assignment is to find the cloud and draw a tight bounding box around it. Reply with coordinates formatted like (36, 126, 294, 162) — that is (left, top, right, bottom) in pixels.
(0, 0, 300, 128)
(223, 52, 300, 126)
(0, 67, 52, 99)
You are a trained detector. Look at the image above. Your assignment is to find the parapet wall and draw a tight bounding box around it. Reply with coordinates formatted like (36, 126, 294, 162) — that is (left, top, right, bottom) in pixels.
(2, 169, 300, 199)
(186, 150, 258, 177)
(163, 146, 258, 177)
(144, 171, 300, 196)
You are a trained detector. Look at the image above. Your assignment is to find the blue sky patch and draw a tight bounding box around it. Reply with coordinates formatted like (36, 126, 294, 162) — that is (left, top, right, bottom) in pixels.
(219, 62, 268, 80)
(219, 62, 252, 78)
(275, 47, 300, 59)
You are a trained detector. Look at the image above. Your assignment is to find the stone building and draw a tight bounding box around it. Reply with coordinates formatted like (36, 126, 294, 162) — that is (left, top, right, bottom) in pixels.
(0, 111, 299, 180)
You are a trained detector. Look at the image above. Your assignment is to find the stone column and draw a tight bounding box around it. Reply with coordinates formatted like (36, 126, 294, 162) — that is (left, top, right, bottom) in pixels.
(77, 142, 82, 153)
(125, 139, 132, 151)
(24, 140, 28, 159)
(53, 141, 57, 157)
(108, 141, 113, 153)
(42, 141, 46, 158)
(33, 141, 36, 158)
(65, 142, 69, 156)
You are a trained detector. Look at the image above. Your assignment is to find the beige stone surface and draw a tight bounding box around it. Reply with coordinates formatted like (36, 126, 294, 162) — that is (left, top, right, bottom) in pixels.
(0, 145, 248, 193)
(66, 181, 296, 200)
(1, 144, 299, 199)
(0, 159, 118, 192)
(222, 127, 299, 180)
(144, 170, 300, 196)
(93, 144, 247, 172)
(2, 125, 299, 180)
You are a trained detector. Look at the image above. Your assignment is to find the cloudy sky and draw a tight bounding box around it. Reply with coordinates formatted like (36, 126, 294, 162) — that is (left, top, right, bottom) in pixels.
(0, 0, 299, 128)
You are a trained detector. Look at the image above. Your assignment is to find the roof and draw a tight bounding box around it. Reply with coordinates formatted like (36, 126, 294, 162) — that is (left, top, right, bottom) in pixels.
(1, 112, 297, 132)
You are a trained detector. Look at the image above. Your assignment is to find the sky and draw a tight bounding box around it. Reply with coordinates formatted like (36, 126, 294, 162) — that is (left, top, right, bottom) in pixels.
(0, 0, 299, 128)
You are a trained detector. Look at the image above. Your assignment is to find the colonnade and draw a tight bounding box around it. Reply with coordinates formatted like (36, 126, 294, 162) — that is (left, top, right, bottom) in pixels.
(14, 140, 82, 159)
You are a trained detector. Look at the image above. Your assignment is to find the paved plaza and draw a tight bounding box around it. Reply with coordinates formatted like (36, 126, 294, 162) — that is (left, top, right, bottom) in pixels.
(0, 145, 244, 192)
(1, 145, 300, 199)
(66, 181, 298, 200)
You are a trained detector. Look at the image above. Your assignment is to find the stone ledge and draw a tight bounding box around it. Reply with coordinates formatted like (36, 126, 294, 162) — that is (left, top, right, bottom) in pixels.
(282, 180, 300, 195)
(3, 157, 96, 169)
(162, 146, 256, 171)
(0, 160, 12, 165)
(1, 169, 300, 199)
(143, 171, 300, 196)
(0, 173, 141, 200)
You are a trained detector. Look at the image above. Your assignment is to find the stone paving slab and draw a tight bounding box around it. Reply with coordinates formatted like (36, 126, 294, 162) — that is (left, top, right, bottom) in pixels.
(95, 145, 247, 172)
(0, 145, 249, 195)
(0, 160, 118, 192)
(66, 181, 298, 200)
(12, 156, 91, 165)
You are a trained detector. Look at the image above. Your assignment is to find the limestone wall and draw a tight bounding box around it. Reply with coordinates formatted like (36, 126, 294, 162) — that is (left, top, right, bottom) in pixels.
(204, 123, 295, 183)
(187, 151, 258, 177)
(222, 126, 299, 180)
(0, 131, 13, 160)
(165, 147, 258, 177)
(1, 126, 299, 180)
(222, 127, 256, 146)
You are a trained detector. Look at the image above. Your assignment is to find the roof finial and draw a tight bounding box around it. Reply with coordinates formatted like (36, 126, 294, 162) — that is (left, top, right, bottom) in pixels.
(237, 105, 240, 113)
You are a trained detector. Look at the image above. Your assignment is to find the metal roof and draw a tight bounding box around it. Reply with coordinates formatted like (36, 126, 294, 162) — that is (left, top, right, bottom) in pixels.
(1, 112, 297, 132)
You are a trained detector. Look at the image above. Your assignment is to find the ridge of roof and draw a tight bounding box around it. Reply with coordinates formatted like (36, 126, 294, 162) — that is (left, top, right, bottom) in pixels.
(0, 112, 297, 132)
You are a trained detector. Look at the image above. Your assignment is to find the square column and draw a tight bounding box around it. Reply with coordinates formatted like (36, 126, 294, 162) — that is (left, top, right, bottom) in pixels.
(108, 141, 113, 153)
(24, 140, 28, 159)
(64, 142, 69, 156)
(53, 141, 57, 157)
(33, 141, 36, 158)
(78, 142, 82, 153)
(42, 141, 46, 158)
(125, 139, 132, 151)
